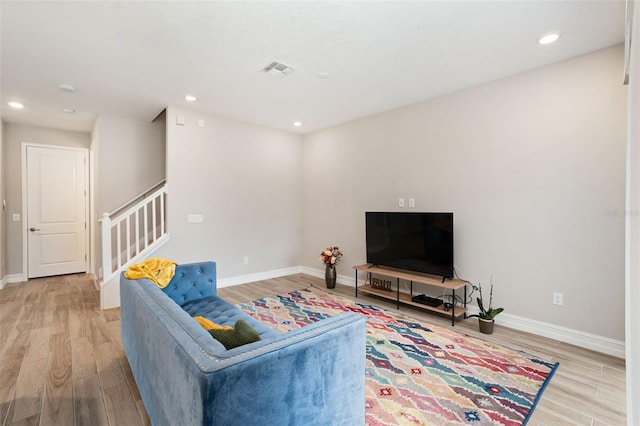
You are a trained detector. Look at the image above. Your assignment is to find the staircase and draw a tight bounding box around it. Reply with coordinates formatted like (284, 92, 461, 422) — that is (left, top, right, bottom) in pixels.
(99, 180, 169, 309)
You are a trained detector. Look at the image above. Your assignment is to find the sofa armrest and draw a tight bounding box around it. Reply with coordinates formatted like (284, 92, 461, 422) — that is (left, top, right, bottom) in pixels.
(200, 313, 367, 425)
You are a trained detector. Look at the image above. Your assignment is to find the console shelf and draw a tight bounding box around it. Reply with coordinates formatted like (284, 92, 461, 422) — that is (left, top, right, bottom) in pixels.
(353, 264, 468, 326)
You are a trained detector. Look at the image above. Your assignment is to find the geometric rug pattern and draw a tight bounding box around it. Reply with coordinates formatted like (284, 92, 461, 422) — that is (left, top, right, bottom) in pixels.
(238, 286, 559, 425)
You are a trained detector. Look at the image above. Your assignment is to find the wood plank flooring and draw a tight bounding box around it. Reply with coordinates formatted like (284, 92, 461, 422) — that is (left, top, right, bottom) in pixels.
(0, 273, 626, 425)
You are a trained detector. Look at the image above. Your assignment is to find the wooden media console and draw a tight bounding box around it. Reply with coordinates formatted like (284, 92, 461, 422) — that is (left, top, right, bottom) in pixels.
(353, 264, 468, 326)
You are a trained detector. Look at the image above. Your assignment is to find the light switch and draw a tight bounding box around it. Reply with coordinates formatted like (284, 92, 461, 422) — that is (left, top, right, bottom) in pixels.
(198, 118, 205, 127)
(176, 115, 185, 126)
(398, 198, 405, 208)
(12, 213, 20, 221)
(409, 198, 415, 208)
(187, 214, 203, 223)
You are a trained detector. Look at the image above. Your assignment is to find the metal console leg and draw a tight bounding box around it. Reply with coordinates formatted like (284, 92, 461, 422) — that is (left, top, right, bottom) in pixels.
(355, 270, 358, 297)
(464, 285, 467, 319)
(451, 289, 455, 326)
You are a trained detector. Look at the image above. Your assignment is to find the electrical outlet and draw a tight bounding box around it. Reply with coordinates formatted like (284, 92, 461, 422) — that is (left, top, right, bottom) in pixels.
(553, 292, 563, 306)
(243, 256, 249, 265)
(409, 198, 415, 208)
(399, 198, 405, 208)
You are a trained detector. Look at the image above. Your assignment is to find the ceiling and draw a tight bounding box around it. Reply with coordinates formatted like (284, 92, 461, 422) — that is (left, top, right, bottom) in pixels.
(0, 1, 627, 134)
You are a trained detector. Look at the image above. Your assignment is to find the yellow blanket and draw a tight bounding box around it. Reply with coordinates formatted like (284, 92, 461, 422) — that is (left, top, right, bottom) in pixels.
(124, 257, 176, 289)
(194, 316, 233, 331)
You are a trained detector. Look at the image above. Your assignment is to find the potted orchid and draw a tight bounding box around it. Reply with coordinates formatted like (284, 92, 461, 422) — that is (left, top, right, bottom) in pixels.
(467, 281, 503, 334)
(319, 246, 343, 289)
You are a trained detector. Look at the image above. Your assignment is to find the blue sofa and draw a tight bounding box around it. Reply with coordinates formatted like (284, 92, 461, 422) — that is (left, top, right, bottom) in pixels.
(120, 261, 366, 426)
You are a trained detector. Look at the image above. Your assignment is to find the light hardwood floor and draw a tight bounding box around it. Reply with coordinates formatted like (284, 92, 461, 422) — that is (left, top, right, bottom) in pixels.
(0, 273, 626, 425)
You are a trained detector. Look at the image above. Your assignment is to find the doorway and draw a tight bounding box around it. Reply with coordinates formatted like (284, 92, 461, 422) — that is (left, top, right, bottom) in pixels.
(22, 144, 88, 278)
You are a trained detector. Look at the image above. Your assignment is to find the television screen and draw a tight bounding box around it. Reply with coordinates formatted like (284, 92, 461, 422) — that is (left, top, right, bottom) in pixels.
(365, 212, 454, 278)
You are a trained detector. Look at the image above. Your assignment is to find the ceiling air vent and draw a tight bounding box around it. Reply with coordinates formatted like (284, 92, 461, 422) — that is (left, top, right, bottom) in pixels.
(262, 61, 295, 78)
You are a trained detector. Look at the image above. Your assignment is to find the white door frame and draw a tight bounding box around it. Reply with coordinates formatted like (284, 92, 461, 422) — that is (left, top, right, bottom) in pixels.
(89, 139, 96, 277)
(21, 142, 90, 279)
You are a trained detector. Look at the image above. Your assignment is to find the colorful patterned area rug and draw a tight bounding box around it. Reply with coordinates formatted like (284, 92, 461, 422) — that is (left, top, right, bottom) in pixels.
(238, 286, 558, 426)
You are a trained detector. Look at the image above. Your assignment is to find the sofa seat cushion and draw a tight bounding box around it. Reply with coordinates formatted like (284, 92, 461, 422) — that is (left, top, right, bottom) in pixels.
(181, 295, 280, 340)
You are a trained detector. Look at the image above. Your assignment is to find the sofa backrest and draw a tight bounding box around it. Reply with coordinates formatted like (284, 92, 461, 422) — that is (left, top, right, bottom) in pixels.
(161, 261, 217, 306)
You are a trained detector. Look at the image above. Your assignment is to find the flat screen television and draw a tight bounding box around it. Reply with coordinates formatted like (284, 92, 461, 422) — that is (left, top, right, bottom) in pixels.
(365, 212, 454, 279)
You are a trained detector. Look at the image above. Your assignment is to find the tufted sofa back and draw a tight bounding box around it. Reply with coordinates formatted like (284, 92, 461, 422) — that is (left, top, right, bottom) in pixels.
(161, 261, 217, 306)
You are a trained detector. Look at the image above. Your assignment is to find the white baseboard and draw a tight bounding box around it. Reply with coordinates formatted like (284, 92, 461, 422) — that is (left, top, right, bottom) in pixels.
(495, 311, 625, 359)
(301, 266, 626, 359)
(300, 266, 355, 285)
(218, 266, 304, 288)
(90, 274, 100, 291)
(4, 273, 26, 285)
(0, 273, 28, 289)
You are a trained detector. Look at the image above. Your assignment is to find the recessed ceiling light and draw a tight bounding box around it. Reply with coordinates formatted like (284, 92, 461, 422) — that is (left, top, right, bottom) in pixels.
(8, 101, 24, 109)
(293, 121, 302, 127)
(185, 95, 197, 102)
(63, 108, 75, 113)
(318, 72, 330, 79)
(56, 83, 77, 92)
(538, 33, 560, 45)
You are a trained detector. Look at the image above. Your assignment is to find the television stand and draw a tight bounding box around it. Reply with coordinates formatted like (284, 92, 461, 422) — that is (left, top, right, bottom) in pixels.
(353, 264, 468, 326)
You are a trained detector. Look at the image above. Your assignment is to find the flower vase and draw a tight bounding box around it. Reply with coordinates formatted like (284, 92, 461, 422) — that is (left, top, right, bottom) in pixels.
(325, 264, 337, 289)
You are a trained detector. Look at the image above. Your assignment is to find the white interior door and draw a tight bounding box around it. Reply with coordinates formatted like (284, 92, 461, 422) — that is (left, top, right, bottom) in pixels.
(26, 145, 87, 278)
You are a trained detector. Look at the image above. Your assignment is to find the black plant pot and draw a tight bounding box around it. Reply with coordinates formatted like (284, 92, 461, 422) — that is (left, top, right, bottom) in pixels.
(478, 318, 495, 334)
(325, 265, 336, 289)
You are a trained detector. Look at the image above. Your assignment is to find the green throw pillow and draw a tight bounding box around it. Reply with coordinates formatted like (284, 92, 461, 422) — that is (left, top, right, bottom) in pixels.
(208, 320, 261, 349)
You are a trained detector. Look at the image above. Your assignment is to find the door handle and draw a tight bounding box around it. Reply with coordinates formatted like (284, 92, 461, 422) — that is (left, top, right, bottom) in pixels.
(29, 227, 40, 232)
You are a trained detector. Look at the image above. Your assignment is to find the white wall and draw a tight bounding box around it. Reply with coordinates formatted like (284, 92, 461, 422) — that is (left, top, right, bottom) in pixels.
(302, 45, 627, 341)
(2, 123, 90, 276)
(92, 113, 166, 277)
(93, 114, 166, 216)
(155, 106, 302, 280)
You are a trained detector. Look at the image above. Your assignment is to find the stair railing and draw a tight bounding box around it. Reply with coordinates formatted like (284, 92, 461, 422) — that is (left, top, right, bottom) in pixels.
(100, 180, 168, 283)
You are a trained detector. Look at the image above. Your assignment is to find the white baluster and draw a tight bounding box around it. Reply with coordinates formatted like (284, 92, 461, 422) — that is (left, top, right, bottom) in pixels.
(101, 212, 112, 279)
